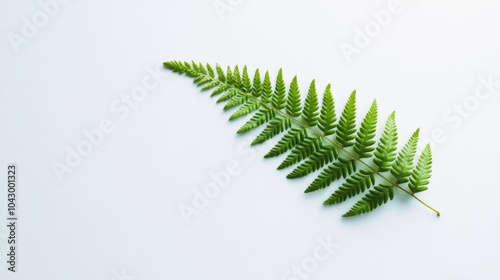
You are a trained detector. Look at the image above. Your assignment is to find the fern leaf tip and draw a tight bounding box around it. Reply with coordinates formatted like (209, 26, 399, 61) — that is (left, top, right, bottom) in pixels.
(323, 199, 338, 206)
(163, 61, 175, 68)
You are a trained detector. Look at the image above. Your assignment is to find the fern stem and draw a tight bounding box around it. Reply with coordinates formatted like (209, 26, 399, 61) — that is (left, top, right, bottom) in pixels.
(395, 187, 441, 216)
(201, 73, 440, 216)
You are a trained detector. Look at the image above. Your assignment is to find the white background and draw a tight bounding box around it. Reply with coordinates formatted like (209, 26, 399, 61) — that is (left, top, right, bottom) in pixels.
(1, 1, 500, 279)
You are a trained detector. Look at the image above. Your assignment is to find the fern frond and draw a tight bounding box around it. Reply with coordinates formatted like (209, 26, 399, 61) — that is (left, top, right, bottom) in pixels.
(194, 75, 212, 87)
(164, 61, 440, 218)
(225, 66, 234, 85)
(210, 84, 228, 97)
(323, 169, 375, 205)
(216, 64, 226, 82)
(277, 136, 322, 170)
(241, 66, 251, 93)
(318, 84, 336, 136)
(251, 117, 291, 145)
(232, 65, 242, 87)
(353, 100, 378, 159)
(302, 80, 320, 127)
(272, 69, 286, 110)
(251, 69, 262, 97)
(342, 184, 394, 217)
(335, 91, 357, 147)
(305, 158, 356, 193)
(223, 94, 247, 110)
(390, 129, 420, 184)
(261, 71, 273, 103)
(163, 60, 195, 77)
(206, 63, 215, 78)
(201, 81, 220, 91)
(265, 128, 307, 158)
(286, 146, 338, 179)
(191, 61, 204, 74)
(237, 108, 275, 134)
(216, 89, 238, 103)
(286, 76, 302, 117)
(229, 100, 260, 120)
(373, 112, 398, 172)
(408, 144, 432, 193)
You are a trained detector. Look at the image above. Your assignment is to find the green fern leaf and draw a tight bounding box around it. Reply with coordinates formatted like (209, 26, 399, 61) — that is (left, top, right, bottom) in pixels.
(163, 61, 192, 77)
(225, 66, 234, 85)
(261, 71, 273, 103)
(193, 75, 211, 86)
(265, 128, 307, 158)
(277, 136, 322, 170)
(324, 169, 376, 205)
(251, 117, 291, 145)
(272, 69, 286, 110)
(216, 64, 226, 82)
(390, 129, 420, 184)
(302, 80, 320, 127)
(323, 109, 392, 205)
(191, 61, 204, 74)
(237, 108, 275, 134)
(353, 100, 378, 158)
(286, 146, 338, 179)
(229, 100, 260, 121)
(232, 65, 242, 88)
(164, 61, 440, 218)
(251, 69, 262, 97)
(201, 81, 220, 91)
(318, 84, 336, 136)
(286, 76, 302, 117)
(373, 112, 398, 172)
(305, 158, 356, 193)
(342, 184, 394, 217)
(241, 66, 252, 93)
(206, 63, 215, 78)
(335, 91, 357, 147)
(216, 89, 238, 103)
(210, 84, 228, 97)
(408, 144, 432, 193)
(223, 94, 247, 110)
